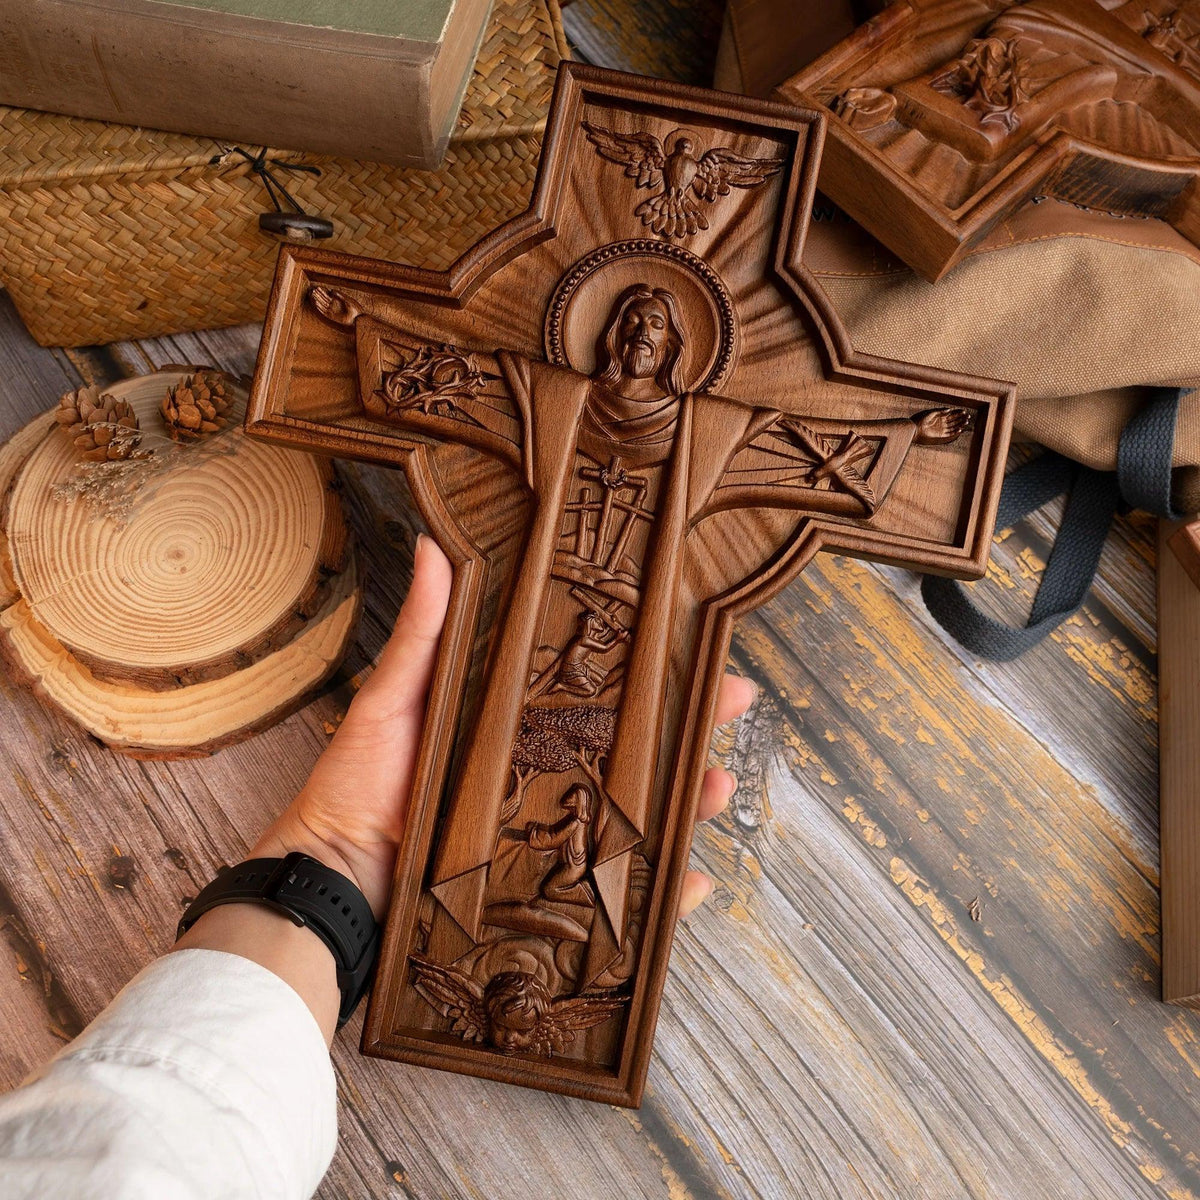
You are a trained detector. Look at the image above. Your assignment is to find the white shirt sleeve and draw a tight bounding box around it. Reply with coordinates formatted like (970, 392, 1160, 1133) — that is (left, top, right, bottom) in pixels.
(0, 948, 337, 1200)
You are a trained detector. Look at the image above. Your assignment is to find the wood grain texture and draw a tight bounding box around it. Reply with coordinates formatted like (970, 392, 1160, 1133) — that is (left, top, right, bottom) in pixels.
(1169, 519, 1200, 593)
(778, 0, 1200, 280)
(245, 61, 1013, 1103)
(5, 373, 346, 688)
(0, 372, 361, 756)
(0, 3, 1196, 1196)
(0, 297, 1197, 1198)
(561, 0, 724, 85)
(1160, 518, 1200, 1009)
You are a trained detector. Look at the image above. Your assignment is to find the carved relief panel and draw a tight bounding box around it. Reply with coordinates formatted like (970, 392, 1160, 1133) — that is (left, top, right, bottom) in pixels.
(246, 64, 1014, 1104)
(780, 0, 1200, 279)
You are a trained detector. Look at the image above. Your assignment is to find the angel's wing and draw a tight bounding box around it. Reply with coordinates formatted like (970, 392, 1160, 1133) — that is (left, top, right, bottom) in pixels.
(693, 146, 784, 202)
(534, 993, 628, 1056)
(583, 122, 666, 190)
(410, 957, 488, 1044)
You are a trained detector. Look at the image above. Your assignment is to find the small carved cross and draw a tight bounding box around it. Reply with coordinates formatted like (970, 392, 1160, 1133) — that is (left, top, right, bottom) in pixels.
(248, 64, 1014, 1105)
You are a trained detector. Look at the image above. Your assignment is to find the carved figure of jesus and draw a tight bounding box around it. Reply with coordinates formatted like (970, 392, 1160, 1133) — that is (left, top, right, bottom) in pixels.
(549, 608, 628, 697)
(311, 278, 968, 1005)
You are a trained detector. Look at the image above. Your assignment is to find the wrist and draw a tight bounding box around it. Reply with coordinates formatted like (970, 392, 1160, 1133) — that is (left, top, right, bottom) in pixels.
(250, 811, 393, 920)
(174, 901, 342, 1043)
(176, 852, 381, 1038)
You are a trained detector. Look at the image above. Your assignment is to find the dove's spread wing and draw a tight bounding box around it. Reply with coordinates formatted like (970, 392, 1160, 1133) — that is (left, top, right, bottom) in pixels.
(410, 957, 488, 1043)
(583, 122, 666, 190)
(693, 146, 784, 202)
(535, 993, 628, 1056)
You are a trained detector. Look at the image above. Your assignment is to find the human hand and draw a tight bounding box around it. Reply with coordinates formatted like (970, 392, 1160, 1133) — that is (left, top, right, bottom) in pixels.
(252, 534, 755, 920)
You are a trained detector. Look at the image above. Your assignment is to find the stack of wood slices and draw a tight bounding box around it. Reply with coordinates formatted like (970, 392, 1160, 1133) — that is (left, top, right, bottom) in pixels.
(0, 368, 360, 756)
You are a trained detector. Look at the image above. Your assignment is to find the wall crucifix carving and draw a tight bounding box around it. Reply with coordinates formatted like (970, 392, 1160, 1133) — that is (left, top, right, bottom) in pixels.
(246, 63, 1015, 1105)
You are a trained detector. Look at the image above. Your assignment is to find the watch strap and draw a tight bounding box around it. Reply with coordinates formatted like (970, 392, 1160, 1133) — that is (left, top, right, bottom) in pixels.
(177, 852, 379, 1028)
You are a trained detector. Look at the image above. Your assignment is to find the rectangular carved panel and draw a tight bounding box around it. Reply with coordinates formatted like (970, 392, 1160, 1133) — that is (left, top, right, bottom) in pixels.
(779, 0, 1200, 279)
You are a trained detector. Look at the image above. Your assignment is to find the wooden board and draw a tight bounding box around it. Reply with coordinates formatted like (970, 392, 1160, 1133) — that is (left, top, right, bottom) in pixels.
(1160, 518, 1200, 1008)
(0, 372, 361, 756)
(778, 0, 1200, 280)
(245, 61, 1013, 1103)
(1169, 519, 1200, 592)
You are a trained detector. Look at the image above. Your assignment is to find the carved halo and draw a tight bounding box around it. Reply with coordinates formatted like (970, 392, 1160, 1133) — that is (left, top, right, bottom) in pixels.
(544, 240, 738, 393)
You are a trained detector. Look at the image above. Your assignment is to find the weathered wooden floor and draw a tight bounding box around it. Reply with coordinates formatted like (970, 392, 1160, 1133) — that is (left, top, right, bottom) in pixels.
(0, 4, 1196, 1198)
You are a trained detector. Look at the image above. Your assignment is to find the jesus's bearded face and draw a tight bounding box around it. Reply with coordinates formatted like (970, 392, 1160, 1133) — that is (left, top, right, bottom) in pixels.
(617, 297, 671, 381)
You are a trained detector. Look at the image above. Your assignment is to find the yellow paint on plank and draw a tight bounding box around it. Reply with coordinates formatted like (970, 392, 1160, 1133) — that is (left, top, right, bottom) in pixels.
(779, 725, 839, 786)
(695, 823, 763, 925)
(746, 550, 1186, 1183)
(946, 540, 1154, 725)
(710, 1130, 739, 1168)
(732, 538, 1181, 1182)
(31, 848, 60, 900)
(1054, 613, 1157, 722)
(452, 1164, 487, 1200)
(889, 855, 1143, 1149)
(617, 1108, 698, 1200)
(842, 797, 887, 848)
(798, 556, 1159, 952)
(1165, 1023, 1200, 1080)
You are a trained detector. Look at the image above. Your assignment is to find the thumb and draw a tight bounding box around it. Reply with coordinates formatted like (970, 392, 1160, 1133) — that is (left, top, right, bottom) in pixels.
(302, 533, 453, 818)
(348, 533, 453, 732)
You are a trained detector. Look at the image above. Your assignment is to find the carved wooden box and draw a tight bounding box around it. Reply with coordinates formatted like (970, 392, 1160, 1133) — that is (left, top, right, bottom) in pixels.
(246, 63, 1015, 1104)
(778, 0, 1200, 279)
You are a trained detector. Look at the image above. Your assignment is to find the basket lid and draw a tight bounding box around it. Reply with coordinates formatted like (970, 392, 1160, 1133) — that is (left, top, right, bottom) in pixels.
(0, 0, 567, 187)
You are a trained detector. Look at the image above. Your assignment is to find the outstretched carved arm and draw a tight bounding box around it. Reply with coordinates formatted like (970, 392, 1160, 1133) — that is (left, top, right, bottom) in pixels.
(708, 407, 971, 518)
(526, 816, 575, 851)
(310, 284, 524, 470)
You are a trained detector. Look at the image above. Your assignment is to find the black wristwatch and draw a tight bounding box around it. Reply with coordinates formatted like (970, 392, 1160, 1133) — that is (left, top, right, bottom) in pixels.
(177, 852, 380, 1029)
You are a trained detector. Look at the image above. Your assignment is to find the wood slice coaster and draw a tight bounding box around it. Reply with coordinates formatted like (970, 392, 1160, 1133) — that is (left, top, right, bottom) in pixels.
(0, 370, 361, 757)
(6, 371, 347, 687)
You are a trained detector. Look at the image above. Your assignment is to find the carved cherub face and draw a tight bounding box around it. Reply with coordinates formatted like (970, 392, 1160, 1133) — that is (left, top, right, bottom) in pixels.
(618, 297, 671, 380)
(484, 972, 550, 1053)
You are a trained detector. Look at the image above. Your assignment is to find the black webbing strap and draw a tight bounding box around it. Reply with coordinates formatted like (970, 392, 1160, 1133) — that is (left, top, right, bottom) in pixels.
(1117, 386, 1184, 521)
(921, 388, 1184, 662)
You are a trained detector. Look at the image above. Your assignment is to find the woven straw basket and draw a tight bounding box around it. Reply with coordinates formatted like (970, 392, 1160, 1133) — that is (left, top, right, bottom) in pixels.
(0, 0, 567, 347)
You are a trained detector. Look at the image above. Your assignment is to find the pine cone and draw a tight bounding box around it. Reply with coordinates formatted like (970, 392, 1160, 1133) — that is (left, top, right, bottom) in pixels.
(160, 370, 235, 441)
(55, 384, 142, 462)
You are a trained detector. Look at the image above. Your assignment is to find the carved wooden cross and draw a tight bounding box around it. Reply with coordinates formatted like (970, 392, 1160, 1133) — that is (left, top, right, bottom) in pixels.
(247, 64, 1014, 1106)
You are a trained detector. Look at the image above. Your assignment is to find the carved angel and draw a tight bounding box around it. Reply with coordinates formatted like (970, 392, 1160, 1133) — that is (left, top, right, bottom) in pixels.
(410, 957, 627, 1056)
(583, 122, 784, 239)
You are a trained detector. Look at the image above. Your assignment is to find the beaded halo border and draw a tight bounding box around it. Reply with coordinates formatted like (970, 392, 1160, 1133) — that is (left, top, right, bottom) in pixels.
(543, 239, 738, 393)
